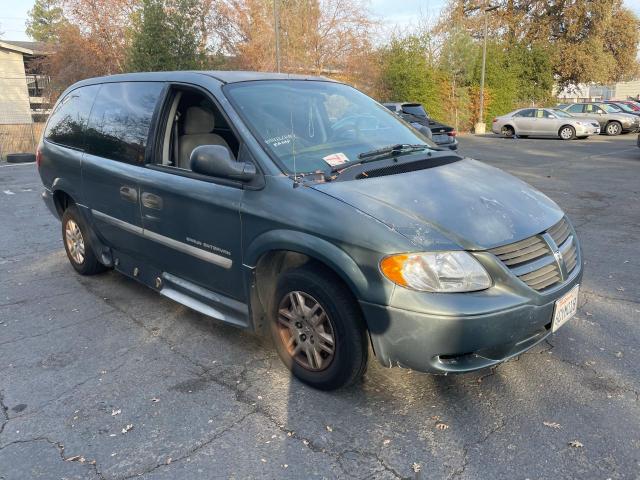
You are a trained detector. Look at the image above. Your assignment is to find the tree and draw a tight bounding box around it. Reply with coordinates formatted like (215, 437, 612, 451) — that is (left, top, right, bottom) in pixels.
(127, 0, 203, 71)
(378, 34, 444, 120)
(437, 0, 640, 88)
(214, 0, 375, 75)
(26, 0, 68, 43)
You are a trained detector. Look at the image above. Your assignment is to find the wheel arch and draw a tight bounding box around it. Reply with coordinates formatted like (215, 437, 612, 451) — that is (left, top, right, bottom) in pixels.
(244, 230, 372, 334)
(558, 124, 576, 137)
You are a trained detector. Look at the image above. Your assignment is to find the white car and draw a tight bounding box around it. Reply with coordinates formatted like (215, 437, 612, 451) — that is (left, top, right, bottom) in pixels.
(492, 107, 600, 140)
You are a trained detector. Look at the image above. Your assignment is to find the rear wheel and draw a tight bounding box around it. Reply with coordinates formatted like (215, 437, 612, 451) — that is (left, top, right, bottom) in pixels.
(605, 121, 622, 136)
(61, 205, 107, 275)
(270, 265, 368, 390)
(501, 125, 515, 138)
(559, 125, 576, 140)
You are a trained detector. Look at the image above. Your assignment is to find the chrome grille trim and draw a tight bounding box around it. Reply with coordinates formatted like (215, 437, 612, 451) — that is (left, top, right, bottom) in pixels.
(489, 217, 579, 292)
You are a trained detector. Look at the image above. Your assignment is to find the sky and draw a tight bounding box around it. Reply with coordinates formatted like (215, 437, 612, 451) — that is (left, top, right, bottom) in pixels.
(1, 0, 640, 42)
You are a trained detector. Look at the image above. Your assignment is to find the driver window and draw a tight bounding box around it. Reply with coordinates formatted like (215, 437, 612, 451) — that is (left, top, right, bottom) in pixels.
(157, 88, 239, 170)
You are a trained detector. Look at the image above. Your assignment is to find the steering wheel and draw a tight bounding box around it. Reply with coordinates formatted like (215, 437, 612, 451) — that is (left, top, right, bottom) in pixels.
(330, 114, 377, 141)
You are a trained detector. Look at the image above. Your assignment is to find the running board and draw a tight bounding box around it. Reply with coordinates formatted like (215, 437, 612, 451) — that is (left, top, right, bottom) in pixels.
(159, 272, 249, 328)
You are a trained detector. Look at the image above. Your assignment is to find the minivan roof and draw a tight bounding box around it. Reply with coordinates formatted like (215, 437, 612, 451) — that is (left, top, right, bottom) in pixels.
(72, 70, 332, 87)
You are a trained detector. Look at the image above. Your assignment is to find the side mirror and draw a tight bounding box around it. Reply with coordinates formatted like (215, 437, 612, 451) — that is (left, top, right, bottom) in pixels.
(190, 145, 256, 182)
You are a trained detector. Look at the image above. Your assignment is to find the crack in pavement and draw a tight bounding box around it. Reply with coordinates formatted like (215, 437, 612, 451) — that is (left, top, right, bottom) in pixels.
(0, 436, 105, 479)
(120, 410, 258, 480)
(0, 392, 8, 436)
(0, 310, 115, 348)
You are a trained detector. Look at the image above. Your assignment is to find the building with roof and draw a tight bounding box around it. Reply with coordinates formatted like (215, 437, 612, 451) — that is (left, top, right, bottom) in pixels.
(0, 40, 52, 124)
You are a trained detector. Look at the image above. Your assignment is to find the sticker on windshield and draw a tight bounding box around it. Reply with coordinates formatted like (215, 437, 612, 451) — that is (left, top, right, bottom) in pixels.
(265, 134, 295, 148)
(322, 152, 349, 167)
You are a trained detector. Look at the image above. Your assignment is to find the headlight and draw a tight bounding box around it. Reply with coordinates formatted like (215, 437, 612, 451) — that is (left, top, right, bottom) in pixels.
(380, 251, 492, 292)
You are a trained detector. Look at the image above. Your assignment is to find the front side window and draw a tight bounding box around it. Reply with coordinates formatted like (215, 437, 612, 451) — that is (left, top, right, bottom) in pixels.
(85, 82, 164, 164)
(552, 109, 573, 118)
(225, 80, 435, 175)
(44, 85, 100, 149)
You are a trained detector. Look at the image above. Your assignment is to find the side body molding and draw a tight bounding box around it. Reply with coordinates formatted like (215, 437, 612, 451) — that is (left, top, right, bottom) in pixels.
(244, 229, 371, 301)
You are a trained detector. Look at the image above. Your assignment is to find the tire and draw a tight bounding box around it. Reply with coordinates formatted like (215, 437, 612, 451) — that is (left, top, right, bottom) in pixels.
(605, 121, 622, 136)
(269, 265, 368, 390)
(501, 125, 515, 138)
(61, 204, 107, 275)
(559, 125, 576, 140)
(6, 153, 36, 163)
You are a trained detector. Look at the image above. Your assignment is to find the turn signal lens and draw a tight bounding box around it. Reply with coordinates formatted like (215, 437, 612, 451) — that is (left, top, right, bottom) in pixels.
(380, 251, 491, 293)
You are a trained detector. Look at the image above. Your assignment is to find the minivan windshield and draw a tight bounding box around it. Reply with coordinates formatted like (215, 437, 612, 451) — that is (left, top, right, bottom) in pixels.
(225, 80, 435, 175)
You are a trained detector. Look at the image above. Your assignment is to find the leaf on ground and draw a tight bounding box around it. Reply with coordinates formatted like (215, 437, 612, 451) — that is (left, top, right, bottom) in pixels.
(151, 398, 160, 403)
(383, 439, 391, 445)
(111, 409, 121, 416)
(121, 424, 134, 434)
(66, 455, 83, 462)
(326, 425, 333, 432)
(568, 440, 584, 448)
(412, 462, 422, 473)
(435, 423, 449, 430)
(543, 421, 561, 429)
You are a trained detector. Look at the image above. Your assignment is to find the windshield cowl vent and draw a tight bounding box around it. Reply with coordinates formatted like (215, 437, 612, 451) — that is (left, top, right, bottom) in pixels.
(355, 156, 460, 179)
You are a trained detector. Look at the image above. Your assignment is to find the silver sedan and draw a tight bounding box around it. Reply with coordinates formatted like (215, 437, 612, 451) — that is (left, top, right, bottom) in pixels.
(492, 108, 600, 140)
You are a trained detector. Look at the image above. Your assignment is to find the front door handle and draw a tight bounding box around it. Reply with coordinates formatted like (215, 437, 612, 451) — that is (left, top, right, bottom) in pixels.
(141, 192, 163, 210)
(119, 185, 138, 203)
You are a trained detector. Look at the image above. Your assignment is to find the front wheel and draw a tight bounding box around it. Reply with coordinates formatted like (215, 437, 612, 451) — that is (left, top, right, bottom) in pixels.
(605, 121, 622, 136)
(61, 205, 107, 275)
(270, 265, 368, 390)
(559, 125, 576, 140)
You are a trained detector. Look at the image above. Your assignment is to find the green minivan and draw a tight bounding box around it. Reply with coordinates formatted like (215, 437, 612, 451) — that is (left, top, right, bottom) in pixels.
(37, 71, 582, 389)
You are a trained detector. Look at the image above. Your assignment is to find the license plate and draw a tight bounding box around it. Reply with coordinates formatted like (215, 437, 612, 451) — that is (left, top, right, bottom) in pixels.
(552, 285, 579, 332)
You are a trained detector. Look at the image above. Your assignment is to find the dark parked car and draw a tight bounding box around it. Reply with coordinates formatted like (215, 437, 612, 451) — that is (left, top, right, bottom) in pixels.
(37, 72, 582, 390)
(383, 102, 458, 150)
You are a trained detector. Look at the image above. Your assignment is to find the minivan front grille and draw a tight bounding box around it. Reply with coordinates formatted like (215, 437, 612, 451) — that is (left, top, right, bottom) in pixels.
(489, 217, 579, 292)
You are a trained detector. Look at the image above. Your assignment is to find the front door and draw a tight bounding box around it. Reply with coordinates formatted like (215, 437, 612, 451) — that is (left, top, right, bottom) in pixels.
(137, 85, 245, 300)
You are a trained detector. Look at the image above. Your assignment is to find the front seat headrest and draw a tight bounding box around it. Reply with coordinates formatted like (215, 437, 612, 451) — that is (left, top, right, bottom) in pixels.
(183, 106, 215, 135)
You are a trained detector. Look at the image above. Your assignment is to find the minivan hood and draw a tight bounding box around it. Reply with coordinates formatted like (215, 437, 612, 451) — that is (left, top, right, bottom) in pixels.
(312, 158, 563, 250)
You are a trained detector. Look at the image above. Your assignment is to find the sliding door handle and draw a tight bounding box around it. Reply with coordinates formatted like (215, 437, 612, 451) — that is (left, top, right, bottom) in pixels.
(141, 192, 163, 210)
(119, 185, 138, 203)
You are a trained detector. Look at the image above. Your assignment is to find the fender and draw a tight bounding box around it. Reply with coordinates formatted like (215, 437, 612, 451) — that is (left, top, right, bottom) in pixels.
(244, 229, 372, 301)
(51, 177, 83, 208)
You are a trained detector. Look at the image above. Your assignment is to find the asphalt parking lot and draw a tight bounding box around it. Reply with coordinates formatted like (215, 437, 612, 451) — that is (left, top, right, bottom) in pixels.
(1, 133, 639, 480)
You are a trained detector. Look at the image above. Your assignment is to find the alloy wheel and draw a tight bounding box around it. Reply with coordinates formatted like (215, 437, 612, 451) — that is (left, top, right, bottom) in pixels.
(65, 219, 85, 264)
(560, 127, 573, 140)
(276, 291, 336, 371)
(501, 126, 514, 137)
(607, 123, 621, 135)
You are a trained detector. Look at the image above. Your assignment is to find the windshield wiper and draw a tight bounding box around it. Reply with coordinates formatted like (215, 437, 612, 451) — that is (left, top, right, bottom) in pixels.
(358, 143, 429, 159)
(329, 144, 429, 173)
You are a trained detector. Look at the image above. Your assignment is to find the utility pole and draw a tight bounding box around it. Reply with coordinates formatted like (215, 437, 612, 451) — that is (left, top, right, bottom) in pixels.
(274, 0, 281, 73)
(474, 4, 499, 135)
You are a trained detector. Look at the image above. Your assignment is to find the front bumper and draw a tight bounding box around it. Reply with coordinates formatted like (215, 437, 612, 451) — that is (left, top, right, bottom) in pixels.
(363, 260, 583, 374)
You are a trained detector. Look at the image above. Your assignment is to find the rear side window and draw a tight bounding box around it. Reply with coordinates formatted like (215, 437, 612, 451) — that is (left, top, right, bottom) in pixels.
(566, 104, 584, 113)
(85, 82, 164, 164)
(44, 85, 100, 149)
